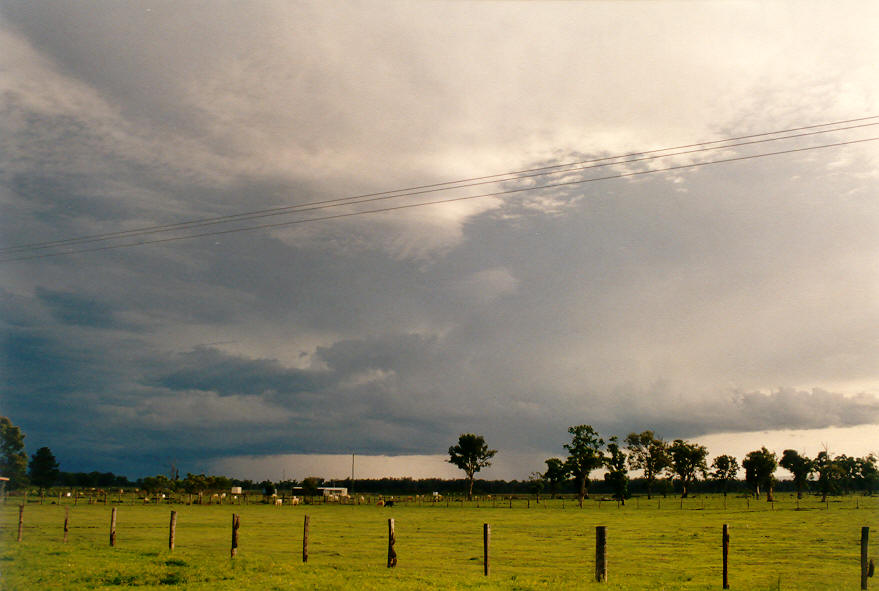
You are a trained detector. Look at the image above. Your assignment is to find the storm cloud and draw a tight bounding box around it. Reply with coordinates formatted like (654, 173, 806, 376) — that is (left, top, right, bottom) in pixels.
(1, 2, 878, 477)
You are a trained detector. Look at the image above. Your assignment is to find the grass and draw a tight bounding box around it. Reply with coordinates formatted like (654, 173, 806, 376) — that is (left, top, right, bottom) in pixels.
(0, 494, 875, 590)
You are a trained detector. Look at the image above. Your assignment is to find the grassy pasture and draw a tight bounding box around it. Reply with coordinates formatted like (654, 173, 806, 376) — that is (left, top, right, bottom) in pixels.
(0, 494, 875, 590)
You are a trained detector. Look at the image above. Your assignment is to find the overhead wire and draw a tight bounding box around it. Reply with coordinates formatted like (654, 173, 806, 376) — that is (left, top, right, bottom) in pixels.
(3, 134, 877, 263)
(2, 115, 878, 257)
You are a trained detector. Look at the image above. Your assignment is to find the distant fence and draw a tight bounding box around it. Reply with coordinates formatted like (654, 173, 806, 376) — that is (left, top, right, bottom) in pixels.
(2, 489, 875, 514)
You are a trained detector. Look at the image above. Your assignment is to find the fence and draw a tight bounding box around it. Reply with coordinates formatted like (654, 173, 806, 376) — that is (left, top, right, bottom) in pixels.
(8, 502, 876, 589)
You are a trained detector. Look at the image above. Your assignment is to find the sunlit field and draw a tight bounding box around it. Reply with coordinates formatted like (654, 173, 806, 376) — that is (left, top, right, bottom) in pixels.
(1, 494, 875, 590)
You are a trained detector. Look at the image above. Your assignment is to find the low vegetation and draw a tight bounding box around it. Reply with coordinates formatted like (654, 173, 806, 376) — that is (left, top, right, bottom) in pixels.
(1, 494, 875, 590)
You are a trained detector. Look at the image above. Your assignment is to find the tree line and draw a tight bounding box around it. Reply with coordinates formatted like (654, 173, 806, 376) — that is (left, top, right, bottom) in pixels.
(2, 416, 876, 500)
(447, 427, 878, 503)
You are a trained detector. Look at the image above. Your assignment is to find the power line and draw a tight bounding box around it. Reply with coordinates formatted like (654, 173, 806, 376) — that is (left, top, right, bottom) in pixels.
(3, 135, 877, 263)
(3, 116, 878, 256)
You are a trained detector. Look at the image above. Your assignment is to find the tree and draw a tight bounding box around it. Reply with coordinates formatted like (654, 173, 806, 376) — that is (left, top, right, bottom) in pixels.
(814, 450, 843, 502)
(528, 471, 545, 502)
(625, 430, 670, 500)
(260, 480, 276, 498)
(603, 436, 629, 504)
(857, 454, 878, 496)
(742, 447, 778, 501)
(0, 416, 28, 489)
(448, 434, 497, 501)
(779, 450, 813, 499)
(668, 439, 707, 498)
(833, 454, 859, 494)
(29, 446, 60, 492)
(301, 476, 323, 497)
(563, 425, 605, 507)
(710, 454, 739, 497)
(141, 475, 173, 495)
(543, 457, 569, 499)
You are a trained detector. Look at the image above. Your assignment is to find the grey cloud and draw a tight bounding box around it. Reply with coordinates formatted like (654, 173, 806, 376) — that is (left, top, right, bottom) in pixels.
(35, 287, 117, 329)
(152, 346, 321, 396)
(2, 2, 878, 478)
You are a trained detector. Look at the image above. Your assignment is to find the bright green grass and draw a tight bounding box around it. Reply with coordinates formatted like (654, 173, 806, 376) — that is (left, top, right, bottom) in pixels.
(0, 494, 875, 590)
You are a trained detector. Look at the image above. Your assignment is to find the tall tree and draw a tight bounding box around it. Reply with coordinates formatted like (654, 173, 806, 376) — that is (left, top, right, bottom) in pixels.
(29, 447, 60, 492)
(814, 450, 842, 502)
(543, 457, 569, 499)
(448, 434, 497, 501)
(625, 430, 670, 500)
(779, 450, 813, 499)
(710, 454, 739, 497)
(603, 436, 629, 505)
(563, 425, 605, 507)
(742, 447, 778, 501)
(668, 439, 708, 498)
(0, 417, 28, 489)
(833, 454, 859, 495)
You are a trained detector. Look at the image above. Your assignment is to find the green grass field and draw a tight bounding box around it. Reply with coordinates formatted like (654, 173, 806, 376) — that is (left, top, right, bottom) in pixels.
(1, 494, 875, 590)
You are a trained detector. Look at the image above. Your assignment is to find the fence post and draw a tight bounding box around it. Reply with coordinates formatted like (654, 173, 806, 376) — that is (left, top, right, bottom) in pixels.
(484, 523, 490, 576)
(64, 507, 69, 543)
(302, 515, 309, 563)
(863, 526, 870, 590)
(17, 504, 23, 542)
(723, 524, 730, 589)
(387, 518, 397, 568)
(109, 507, 117, 546)
(169, 510, 177, 550)
(595, 525, 607, 582)
(230, 513, 240, 557)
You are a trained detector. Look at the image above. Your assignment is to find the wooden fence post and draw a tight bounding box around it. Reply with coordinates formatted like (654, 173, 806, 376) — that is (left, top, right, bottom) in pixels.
(109, 507, 117, 546)
(483, 523, 491, 576)
(230, 514, 240, 557)
(64, 507, 69, 543)
(302, 515, 309, 563)
(595, 525, 607, 582)
(169, 510, 177, 550)
(723, 524, 730, 589)
(17, 504, 23, 542)
(863, 526, 870, 590)
(387, 518, 397, 568)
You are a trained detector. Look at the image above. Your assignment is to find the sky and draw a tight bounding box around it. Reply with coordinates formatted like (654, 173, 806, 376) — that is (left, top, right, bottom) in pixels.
(1, 1, 878, 482)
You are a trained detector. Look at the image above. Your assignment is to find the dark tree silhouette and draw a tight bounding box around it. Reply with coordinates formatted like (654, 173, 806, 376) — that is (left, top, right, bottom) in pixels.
(0, 416, 28, 489)
(743, 447, 778, 501)
(668, 439, 707, 498)
(563, 425, 604, 507)
(603, 436, 629, 504)
(448, 434, 496, 500)
(779, 450, 813, 499)
(29, 447, 60, 492)
(710, 454, 739, 497)
(625, 430, 670, 500)
(814, 450, 842, 502)
(543, 457, 569, 499)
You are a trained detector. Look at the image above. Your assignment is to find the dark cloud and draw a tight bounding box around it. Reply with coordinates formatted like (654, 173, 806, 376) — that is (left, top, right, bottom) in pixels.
(152, 346, 321, 396)
(35, 287, 118, 329)
(1, 3, 877, 478)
